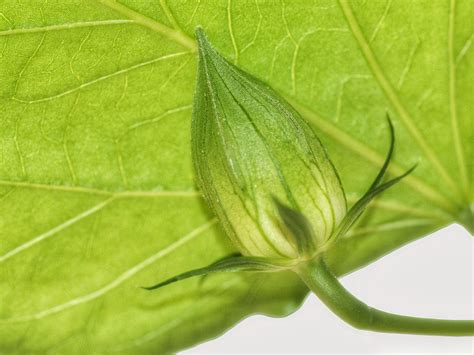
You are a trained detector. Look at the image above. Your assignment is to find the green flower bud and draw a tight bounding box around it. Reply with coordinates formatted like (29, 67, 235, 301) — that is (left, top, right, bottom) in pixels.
(192, 29, 346, 260)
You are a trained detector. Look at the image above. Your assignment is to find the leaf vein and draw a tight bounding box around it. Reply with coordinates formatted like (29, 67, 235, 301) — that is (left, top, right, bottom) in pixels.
(99, 0, 196, 51)
(0, 198, 114, 263)
(397, 38, 420, 89)
(11, 51, 191, 103)
(0, 179, 199, 198)
(448, 0, 469, 196)
(346, 195, 449, 220)
(338, 0, 461, 201)
(455, 33, 472, 64)
(1, 219, 217, 323)
(346, 218, 434, 238)
(241, 0, 262, 53)
(13, 33, 46, 95)
(0, 20, 135, 36)
(227, 0, 239, 64)
(369, 0, 392, 43)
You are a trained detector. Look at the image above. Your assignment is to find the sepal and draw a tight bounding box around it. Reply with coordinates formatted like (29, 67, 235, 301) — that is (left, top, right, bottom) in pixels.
(143, 254, 291, 291)
(273, 196, 317, 256)
(331, 116, 416, 241)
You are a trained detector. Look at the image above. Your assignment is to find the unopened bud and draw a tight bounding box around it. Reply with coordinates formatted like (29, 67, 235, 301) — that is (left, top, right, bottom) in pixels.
(192, 29, 346, 260)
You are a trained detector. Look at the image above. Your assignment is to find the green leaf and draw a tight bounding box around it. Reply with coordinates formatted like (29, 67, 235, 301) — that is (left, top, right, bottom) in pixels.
(0, 0, 471, 353)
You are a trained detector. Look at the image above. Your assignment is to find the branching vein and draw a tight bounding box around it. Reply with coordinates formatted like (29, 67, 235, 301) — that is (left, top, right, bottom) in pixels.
(227, 0, 239, 64)
(1, 219, 217, 322)
(0, 179, 199, 198)
(0, 198, 114, 263)
(0, 20, 135, 36)
(99, 0, 196, 51)
(12, 51, 191, 103)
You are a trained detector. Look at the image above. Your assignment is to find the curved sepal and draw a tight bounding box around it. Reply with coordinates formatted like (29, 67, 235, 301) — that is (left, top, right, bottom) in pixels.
(332, 117, 416, 241)
(143, 254, 291, 291)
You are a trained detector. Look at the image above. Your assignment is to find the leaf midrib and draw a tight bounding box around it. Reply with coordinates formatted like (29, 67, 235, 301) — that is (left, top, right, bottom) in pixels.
(0, 179, 199, 197)
(0, 19, 135, 36)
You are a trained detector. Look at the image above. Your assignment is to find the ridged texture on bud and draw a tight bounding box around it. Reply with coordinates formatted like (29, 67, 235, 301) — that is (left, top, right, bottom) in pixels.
(192, 29, 346, 259)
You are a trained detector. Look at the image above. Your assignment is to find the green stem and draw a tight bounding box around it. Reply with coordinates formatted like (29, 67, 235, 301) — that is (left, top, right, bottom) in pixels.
(296, 259, 474, 336)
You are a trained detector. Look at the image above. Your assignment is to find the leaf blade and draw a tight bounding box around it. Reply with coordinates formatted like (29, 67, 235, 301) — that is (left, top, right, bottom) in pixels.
(1, 0, 471, 353)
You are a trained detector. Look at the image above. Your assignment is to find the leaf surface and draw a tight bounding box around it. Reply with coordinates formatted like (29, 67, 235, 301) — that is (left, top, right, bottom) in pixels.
(0, 0, 471, 353)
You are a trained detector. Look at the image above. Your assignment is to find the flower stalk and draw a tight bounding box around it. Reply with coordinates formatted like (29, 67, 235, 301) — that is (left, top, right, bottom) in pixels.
(296, 258, 474, 336)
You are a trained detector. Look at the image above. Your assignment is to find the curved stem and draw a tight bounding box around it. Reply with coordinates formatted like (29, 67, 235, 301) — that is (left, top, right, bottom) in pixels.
(296, 259, 474, 336)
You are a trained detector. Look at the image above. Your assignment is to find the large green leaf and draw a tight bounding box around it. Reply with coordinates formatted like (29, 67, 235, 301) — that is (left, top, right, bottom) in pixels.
(0, 0, 471, 353)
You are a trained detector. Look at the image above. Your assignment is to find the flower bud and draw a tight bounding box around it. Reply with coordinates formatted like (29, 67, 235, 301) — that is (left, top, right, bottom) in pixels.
(192, 29, 346, 259)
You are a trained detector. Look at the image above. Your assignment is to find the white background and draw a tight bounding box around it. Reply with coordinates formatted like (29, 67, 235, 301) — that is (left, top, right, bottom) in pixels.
(183, 224, 473, 354)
